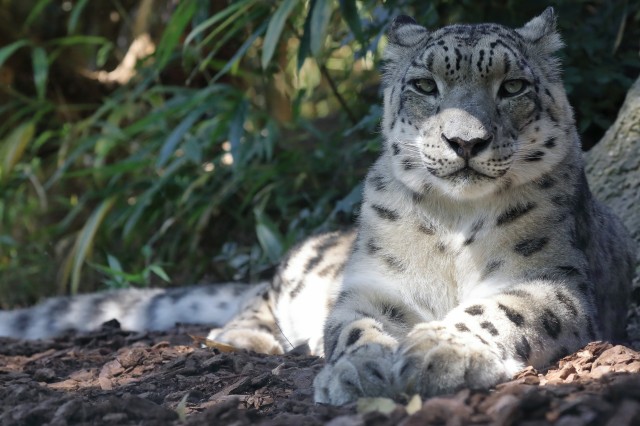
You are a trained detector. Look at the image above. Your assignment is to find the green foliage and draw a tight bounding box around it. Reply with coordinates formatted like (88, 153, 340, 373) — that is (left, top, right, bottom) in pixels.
(0, 0, 638, 306)
(91, 249, 170, 290)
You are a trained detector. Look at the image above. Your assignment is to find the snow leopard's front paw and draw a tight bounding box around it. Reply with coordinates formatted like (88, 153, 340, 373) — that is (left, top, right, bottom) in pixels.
(394, 322, 514, 397)
(313, 318, 399, 405)
(313, 343, 399, 405)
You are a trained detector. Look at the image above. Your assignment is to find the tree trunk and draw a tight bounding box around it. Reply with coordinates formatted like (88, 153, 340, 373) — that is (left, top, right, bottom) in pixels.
(586, 75, 640, 283)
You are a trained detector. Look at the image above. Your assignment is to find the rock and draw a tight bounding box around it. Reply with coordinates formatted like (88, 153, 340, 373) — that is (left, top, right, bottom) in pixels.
(586, 75, 640, 282)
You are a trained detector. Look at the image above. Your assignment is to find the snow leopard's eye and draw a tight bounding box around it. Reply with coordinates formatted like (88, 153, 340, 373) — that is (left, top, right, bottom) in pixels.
(412, 78, 438, 96)
(499, 79, 528, 97)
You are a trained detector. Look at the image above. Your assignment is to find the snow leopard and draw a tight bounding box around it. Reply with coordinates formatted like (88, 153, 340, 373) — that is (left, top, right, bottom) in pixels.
(0, 8, 635, 406)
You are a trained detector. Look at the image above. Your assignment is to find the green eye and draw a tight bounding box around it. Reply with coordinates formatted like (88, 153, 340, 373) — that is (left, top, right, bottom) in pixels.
(500, 79, 527, 97)
(412, 78, 438, 95)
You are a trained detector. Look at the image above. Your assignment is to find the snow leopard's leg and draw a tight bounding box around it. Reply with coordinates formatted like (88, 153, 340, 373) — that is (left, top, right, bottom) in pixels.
(209, 230, 356, 355)
(0, 283, 262, 340)
(206, 282, 285, 354)
(393, 282, 595, 398)
(313, 288, 405, 404)
(314, 280, 595, 404)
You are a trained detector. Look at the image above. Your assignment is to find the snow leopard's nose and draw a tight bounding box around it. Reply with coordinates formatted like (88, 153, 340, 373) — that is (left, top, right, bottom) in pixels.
(442, 133, 493, 159)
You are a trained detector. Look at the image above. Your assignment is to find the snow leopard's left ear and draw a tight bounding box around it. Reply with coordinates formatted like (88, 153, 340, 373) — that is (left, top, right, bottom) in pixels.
(516, 7, 564, 54)
(384, 15, 428, 64)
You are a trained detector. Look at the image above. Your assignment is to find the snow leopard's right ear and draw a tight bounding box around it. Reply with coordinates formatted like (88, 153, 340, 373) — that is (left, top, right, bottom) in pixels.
(384, 15, 428, 64)
(516, 7, 563, 54)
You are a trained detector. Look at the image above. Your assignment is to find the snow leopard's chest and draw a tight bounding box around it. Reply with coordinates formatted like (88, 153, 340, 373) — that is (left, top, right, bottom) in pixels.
(352, 161, 577, 322)
(351, 203, 490, 320)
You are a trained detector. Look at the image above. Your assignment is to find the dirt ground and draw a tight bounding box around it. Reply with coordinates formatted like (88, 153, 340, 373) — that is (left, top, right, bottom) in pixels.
(2, 321, 640, 426)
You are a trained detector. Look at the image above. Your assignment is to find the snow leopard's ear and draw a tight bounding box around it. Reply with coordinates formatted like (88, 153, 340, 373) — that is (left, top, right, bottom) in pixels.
(384, 15, 428, 64)
(516, 7, 564, 54)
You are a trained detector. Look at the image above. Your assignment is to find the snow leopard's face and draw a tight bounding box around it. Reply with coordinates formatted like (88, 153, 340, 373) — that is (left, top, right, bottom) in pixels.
(381, 15, 576, 200)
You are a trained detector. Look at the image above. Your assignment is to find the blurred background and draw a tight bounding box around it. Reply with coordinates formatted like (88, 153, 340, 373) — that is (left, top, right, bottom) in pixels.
(0, 0, 638, 307)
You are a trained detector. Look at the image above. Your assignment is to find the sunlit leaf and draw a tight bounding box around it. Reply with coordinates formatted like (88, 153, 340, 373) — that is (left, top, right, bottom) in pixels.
(1, 121, 35, 180)
(262, 0, 299, 69)
(90, 261, 145, 286)
(149, 265, 171, 282)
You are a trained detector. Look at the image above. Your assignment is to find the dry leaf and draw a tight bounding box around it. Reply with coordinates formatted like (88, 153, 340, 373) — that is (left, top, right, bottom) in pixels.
(189, 335, 238, 353)
(405, 394, 422, 415)
(357, 397, 397, 415)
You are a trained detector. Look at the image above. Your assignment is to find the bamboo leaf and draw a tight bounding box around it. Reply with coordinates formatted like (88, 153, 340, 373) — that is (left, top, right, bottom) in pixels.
(184, 0, 252, 47)
(24, 0, 53, 29)
(339, 0, 363, 42)
(61, 197, 116, 294)
(49, 35, 110, 46)
(31, 47, 48, 100)
(310, 0, 333, 56)
(213, 20, 267, 81)
(192, 7, 266, 77)
(228, 98, 248, 165)
(262, 0, 299, 69)
(67, 0, 90, 34)
(123, 157, 186, 237)
(107, 254, 124, 273)
(156, 1, 198, 69)
(254, 211, 284, 263)
(149, 265, 171, 282)
(297, 0, 314, 70)
(96, 42, 113, 67)
(1, 121, 35, 180)
(0, 40, 30, 69)
(156, 105, 208, 168)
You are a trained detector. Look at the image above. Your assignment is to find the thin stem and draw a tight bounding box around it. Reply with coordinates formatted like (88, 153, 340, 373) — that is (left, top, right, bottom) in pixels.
(320, 64, 358, 126)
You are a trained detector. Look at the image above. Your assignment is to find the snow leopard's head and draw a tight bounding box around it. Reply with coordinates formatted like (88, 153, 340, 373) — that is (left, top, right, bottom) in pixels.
(381, 8, 578, 200)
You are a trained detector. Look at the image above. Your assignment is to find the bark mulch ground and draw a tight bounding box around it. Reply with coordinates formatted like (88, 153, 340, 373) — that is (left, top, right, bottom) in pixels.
(1, 322, 640, 425)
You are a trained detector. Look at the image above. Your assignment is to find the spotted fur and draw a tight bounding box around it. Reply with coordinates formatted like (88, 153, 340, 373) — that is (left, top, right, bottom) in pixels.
(313, 8, 634, 404)
(0, 8, 634, 406)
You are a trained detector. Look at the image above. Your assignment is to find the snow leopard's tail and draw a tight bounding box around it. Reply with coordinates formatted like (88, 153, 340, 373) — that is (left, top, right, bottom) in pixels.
(0, 282, 267, 340)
